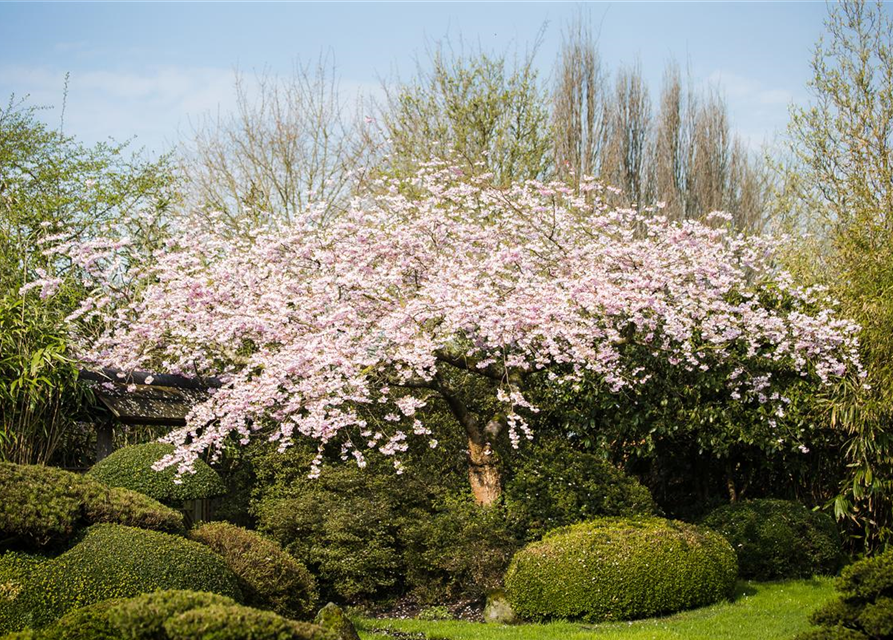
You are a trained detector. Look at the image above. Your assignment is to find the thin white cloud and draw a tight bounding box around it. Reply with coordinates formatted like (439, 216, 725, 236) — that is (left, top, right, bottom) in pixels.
(706, 70, 794, 107)
(0, 64, 237, 155)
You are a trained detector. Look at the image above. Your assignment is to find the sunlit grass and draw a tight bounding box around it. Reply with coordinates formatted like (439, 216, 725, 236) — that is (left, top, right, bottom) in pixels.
(357, 578, 834, 640)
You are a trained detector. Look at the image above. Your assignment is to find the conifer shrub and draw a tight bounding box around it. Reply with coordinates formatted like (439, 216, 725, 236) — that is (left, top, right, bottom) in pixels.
(1, 524, 241, 631)
(188, 522, 317, 620)
(505, 517, 737, 622)
(702, 499, 843, 580)
(0, 462, 183, 549)
(796, 548, 893, 640)
(87, 443, 225, 504)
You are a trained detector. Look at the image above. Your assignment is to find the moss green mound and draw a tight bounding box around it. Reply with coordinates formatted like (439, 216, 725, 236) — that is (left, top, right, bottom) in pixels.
(189, 522, 317, 620)
(2, 524, 241, 631)
(702, 499, 843, 580)
(88, 443, 225, 504)
(1, 590, 332, 640)
(0, 462, 183, 549)
(505, 517, 737, 622)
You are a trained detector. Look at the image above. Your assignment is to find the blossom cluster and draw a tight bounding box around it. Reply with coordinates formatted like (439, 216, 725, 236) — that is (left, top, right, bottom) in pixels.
(39, 163, 863, 475)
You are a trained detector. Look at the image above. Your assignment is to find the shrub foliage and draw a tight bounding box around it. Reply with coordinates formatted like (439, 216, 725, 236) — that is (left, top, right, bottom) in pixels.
(0, 524, 241, 632)
(88, 443, 225, 504)
(504, 440, 657, 540)
(702, 499, 843, 580)
(505, 517, 738, 622)
(0, 462, 183, 548)
(796, 548, 893, 640)
(0, 589, 333, 640)
(189, 522, 317, 620)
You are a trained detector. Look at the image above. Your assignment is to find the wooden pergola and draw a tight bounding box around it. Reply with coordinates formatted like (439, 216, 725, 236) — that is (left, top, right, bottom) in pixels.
(79, 368, 221, 461)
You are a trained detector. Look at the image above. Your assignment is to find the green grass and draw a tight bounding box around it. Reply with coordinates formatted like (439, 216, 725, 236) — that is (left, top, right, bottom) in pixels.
(357, 579, 834, 640)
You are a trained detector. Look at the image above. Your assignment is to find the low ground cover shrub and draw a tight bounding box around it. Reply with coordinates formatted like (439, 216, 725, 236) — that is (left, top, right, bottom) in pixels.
(0, 462, 183, 549)
(503, 440, 657, 540)
(796, 548, 893, 640)
(189, 522, 317, 620)
(0, 589, 333, 640)
(505, 517, 737, 622)
(164, 604, 333, 640)
(0, 524, 241, 631)
(87, 443, 225, 505)
(702, 498, 843, 580)
(0, 553, 46, 632)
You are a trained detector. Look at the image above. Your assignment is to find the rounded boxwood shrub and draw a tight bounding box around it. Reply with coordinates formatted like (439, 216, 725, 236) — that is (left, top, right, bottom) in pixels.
(795, 549, 893, 640)
(701, 498, 843, 580)
(88, 443, 225, 504)
(504, 440, 657, 540)
(164, 604, 334, 640)
(505, 517, 737, 622)
(188, 522, 317, 620)
(4, 524, 241, 631)
(0, 462, 183, 548)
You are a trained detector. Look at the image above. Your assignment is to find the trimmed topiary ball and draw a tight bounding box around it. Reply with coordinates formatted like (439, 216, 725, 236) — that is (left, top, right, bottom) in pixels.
(0, 462, 183, 549)
(189, 522, 317, 620)
(504, 440, 656, 540)
(88, 443, 225, 505)
(3, 524, 242, 631)
(701, 499, 843, 580)
(796, 549, 893, 640)
(505, 517, 737, 622)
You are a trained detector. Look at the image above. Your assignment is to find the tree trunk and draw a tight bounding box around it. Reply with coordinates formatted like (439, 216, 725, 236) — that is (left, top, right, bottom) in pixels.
(468, 437, 501, 506)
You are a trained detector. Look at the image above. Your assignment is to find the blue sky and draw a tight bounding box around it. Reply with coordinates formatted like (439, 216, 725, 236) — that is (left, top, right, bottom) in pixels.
(0, 2, 840, 157)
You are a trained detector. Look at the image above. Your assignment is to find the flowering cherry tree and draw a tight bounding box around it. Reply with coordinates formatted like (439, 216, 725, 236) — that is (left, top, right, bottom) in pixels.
(39, 163, 863, 505)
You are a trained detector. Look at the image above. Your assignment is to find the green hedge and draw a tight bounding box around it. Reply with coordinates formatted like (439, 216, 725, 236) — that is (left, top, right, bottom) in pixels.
(1, 524, 241, 631)
(505, 517, 738, 622)
(0, 590, 333, 640)
(88, 443, 225, 504)
(189, 522, 317, 620)
(504, 440, 657, 540)
(0, 462, 183, 548)
(701, 499, 843, 580)
(796, 549, 893, 640)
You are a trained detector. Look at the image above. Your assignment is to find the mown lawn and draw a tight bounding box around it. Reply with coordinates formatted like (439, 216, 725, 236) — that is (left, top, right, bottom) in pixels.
(357, 578, 835, 640)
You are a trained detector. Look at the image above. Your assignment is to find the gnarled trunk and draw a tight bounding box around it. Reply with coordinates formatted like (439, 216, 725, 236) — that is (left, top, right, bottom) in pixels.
(468, 437, 501, 506)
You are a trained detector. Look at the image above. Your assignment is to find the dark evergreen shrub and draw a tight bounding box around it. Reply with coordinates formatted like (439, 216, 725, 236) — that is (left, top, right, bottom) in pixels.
(0, 462, 183, 549)
(796, 549, 893, 640)
(401, 493, 520, 603)
(701, 498, 843, 580)
(88, 443, 225, 504)
(254, 453, 416, 603)
(505, 517, 738, 622)
(2, 524, 241, 631)
(189, 522, 317, 619)
(504, 439, 657, 540)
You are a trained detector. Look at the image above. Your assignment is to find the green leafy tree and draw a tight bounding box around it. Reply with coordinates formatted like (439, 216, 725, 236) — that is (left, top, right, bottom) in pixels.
(780, 0, 893, 548)
(0, 95, 176, 464)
